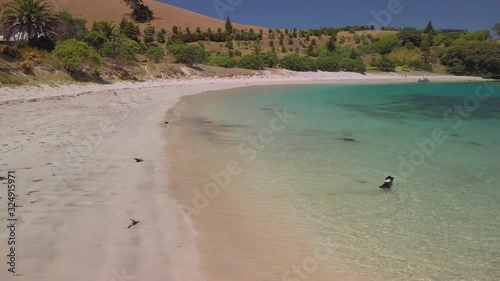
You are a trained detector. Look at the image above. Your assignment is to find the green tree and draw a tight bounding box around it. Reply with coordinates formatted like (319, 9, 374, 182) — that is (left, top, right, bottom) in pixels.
(172, 25, 179, 34)
(121, 0, 153, 22)
(53, 39, 102, 72)
(100, 41, 136, 65)
(56, 11, 87, 42)
(440, 41, 500, 79)
(145, 46, 164, 63)
(423, 21, 435, 46)
(143, 25, 155, 44)
(156, 32, 165, 43)
(225, 16, 233, 33)
(420, 39, 431, 63)
(92, 21, 117, 40)
(398, 27, 423, 47)
(374, 56, 395, 72)
(212, 53, 236, 68)
(237, 54, 261, 70)
(493, 23, 500, 37)
(185, 27, 191, 34)
(118, 18, 140, 41)
(317, 56, 340, 72)
(326, 36, 336, 52)
(339, 58, 366, 73)
(84, 31, 106, 49)
(280, 53, 310, 71)
(261, 51, 278, 68)
(168, 44, 207, 66)
(1, 0, 59, 47)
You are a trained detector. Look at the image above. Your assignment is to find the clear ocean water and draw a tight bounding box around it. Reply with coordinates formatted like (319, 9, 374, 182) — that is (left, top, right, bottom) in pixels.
(177, 82, 500, 280)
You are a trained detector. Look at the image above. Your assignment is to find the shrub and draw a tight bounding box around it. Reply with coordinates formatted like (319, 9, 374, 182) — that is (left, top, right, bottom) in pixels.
(212, 53, 237, 68)
(145, 46, 165, 63)
(317, 56, 340, 72)
(440, 41, 500, 78)
(100, 41, 136, 65)
(157, 32, 165, 43)
(339, 58, 366, 73)
(280, 53, 311, 71)
(409, 60, 433, 72)
(18, 61, 34, 74)
(373, 56, 395, 72)
(404, 42, 415, 49)
(261, 51, 279, 68)
(84, 31, 106, 49)
(168, 44, 207, 66)
(237, 54, 261, 70)
(53, 39, 102, 72)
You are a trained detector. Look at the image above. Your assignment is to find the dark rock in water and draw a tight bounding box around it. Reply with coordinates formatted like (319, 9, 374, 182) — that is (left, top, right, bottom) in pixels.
(342, 138, 357, 142)
(261, 108, 273, 111)
(133, 158, 144, 162)
(466, 141, 485, 147)
(450, 133, 461, 138)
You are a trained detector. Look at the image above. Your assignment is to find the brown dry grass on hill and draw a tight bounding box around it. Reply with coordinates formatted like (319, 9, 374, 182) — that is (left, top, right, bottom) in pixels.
(0, 0, 265, 33)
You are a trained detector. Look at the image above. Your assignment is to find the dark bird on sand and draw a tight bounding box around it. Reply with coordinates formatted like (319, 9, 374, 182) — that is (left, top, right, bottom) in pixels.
(128, 219, 140, 229)
(133, 158, 144, 163)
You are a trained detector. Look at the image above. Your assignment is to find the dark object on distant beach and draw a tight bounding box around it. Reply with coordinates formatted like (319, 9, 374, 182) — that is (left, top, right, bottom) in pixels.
(128, 219, 140, 229)
(0, 176, 6, 181)
(133, 158, 144, 162)
(418, 78, 430, 83)
(164, 121, 169, 124)
(342, 137, 357, 142)
(379, 176, 395, 189)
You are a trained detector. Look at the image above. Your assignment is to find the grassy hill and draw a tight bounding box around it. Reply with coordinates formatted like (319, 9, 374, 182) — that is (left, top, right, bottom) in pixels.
(0, 0, 264, 31)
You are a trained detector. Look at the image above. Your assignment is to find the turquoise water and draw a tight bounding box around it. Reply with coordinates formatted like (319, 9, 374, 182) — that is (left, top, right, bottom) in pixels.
(186, 83, 500, 280)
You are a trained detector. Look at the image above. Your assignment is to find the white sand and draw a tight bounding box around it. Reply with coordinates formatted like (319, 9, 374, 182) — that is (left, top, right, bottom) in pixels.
(0, 71, 487, 281)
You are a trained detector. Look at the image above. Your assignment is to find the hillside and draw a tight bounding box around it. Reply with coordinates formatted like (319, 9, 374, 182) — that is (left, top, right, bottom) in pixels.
(0, 0, 264, 32)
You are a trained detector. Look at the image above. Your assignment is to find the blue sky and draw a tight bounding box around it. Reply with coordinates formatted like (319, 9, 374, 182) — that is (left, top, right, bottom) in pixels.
(158, 0, 499, 32)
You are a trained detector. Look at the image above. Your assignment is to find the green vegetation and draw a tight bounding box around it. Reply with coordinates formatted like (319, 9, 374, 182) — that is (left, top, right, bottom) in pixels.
(0, 0, 498, 85)
(168, 44, 207, 66)
(53, 39, 102, 72)
(440, 41, 500, 79)
(211, 53, 237, 68)
(1, 0, 59, 48)
(237, 54, 262, 70)
(145, 46, 164, 63)
(121, 0, 153, 22)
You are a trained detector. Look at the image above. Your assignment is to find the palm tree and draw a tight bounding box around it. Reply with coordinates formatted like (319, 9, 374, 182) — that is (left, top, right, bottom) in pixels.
(1, 0, 59, 43)
(92, 21, 117, 41)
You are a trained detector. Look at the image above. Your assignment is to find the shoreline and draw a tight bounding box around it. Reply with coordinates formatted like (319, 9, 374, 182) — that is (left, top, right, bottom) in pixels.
(0, 72, 492, 281)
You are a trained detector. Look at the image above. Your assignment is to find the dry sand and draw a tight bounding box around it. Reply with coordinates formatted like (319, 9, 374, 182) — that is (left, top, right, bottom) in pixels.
(0, 72, 488, 281)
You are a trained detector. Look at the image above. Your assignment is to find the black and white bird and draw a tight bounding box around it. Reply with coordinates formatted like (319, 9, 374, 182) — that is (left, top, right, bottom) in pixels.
(379, 176, 395, 189)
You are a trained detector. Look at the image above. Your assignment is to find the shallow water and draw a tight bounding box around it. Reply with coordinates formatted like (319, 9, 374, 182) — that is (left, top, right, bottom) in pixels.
(170, 82, 500, 281)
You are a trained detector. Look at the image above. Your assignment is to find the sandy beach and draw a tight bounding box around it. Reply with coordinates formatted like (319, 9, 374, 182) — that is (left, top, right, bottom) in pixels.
(0, 71, 488, 281)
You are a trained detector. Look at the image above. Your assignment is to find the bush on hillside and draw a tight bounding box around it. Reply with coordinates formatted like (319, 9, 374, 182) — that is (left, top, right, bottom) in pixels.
(440, 41, 500, 78)
(212, 54, 237, 68)
(373, 56, 395, 72)
(168, 44, 207, 66)
(237, 54, 262, 70)
(145, 46, 165, 63)
(53, 39, 102, 72)
(339, 58, 366, 73)
(261, 51, 279, 68)
(316, 55, 340, 72)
